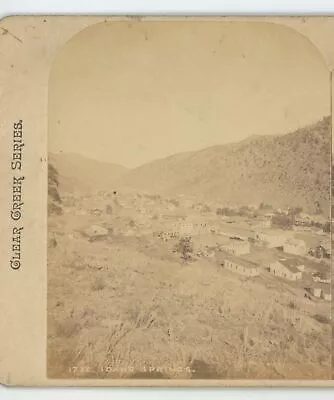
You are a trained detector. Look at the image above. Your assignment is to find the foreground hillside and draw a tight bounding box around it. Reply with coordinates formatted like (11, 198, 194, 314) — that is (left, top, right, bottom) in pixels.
(47, 198, 331, 380)
(116, 117, 331, 214)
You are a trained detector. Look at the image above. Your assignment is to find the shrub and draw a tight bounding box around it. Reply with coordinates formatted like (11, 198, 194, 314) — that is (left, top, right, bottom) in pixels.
(175, 236, 194, 262)
(271, 213, 294, 230)
(288, 207, 303, 216)
(314, 201, 323, 215)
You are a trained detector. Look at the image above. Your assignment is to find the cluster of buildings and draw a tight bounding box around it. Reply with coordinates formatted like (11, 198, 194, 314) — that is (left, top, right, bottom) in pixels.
(216, 238, 331, 300)
(104, 192, 331, 302)
(294, 213, 328, 227)
(158, 217, 331, 301)
(216, 239, 304, 281)
(219, 231, 331, 302)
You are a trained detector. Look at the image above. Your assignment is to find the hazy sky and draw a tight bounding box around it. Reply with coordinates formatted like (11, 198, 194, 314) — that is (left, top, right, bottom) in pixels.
(49, 21, 330, 168)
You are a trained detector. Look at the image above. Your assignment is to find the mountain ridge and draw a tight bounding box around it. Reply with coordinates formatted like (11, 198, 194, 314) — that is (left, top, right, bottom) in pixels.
(48, 152, 127, 193)
(49, 116, 331, 215)
(114, 116, 331, 214)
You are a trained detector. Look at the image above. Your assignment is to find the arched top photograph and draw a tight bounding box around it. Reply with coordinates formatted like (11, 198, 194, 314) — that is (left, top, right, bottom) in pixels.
(46, 18, 332, 383)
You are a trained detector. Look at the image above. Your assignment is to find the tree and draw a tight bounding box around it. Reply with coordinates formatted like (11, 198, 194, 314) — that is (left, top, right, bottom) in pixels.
(288, 207, 303, 216)
(314, 200, 323, 215)
(48, 163, 59, 187)
(175, 236, 194, 262)
(48, 163, 63, 216)
(271, 213, 294, 230)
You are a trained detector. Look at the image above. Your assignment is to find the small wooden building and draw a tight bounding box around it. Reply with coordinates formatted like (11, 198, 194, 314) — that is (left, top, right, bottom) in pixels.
(255, 230, 288, 249)
(268, 258, 303, 281)
(221, 240, 250, 256)
(223, 255, 260, 277)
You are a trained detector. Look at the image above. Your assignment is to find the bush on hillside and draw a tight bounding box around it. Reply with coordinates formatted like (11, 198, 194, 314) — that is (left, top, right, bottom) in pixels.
(175, 236, 194, 262)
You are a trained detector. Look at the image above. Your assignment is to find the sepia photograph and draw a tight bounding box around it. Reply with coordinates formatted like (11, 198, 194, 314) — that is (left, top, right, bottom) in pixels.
(46, 20, 332, 380)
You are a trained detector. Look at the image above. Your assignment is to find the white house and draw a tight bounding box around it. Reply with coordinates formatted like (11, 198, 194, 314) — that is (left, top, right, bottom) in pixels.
(223, 255, 260, 277)
(255, 230, 289, 249)
(268, 258, 303, 281)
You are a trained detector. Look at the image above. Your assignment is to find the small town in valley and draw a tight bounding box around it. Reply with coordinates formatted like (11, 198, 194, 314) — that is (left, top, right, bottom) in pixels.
(58, 189, 331, 302)
(48, 174, 332, 380)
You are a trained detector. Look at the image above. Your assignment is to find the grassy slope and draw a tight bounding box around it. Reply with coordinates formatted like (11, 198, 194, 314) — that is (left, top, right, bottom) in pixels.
(48, 213, 331, 380)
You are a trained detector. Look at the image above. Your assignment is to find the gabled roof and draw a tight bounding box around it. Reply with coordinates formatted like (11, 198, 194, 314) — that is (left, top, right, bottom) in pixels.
(276, 258, 303, 274)
(223, 240, 249, 247)
(224, 254, 259, 270)
(284, 238, 306, 246)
